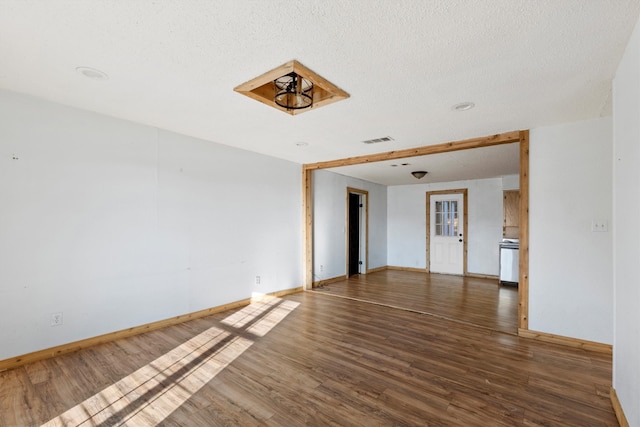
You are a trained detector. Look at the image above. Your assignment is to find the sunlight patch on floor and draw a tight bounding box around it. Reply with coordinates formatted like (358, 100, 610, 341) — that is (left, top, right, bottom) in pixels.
(41, 295, 299, 427)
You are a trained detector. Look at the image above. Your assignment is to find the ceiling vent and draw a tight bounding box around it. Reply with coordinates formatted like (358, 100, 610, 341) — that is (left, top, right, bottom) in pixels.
(234, 60, 349, 116)
(362, 136, 394, 144)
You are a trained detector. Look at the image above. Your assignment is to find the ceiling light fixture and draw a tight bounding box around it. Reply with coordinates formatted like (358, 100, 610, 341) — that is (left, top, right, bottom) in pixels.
(76, 66, 108, 81)
(452, 101, 475, 111)
(411, 171, 428, 179)
(275, 72, 313, 110)
(234, 60, 349, 116)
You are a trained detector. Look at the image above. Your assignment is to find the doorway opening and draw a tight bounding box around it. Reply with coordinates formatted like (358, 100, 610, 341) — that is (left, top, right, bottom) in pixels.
(346, 187, 368, 277)
(304, 131, 529, 330)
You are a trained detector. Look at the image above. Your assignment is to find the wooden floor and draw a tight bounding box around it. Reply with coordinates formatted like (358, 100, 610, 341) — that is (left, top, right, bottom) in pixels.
(0, 289, 615, 426)
(315, 270, 519, 334)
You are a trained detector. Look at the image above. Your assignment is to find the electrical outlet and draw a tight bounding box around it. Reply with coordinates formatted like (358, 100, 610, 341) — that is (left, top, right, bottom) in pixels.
(51, 312, 63, 327)
(255, 276, 261, 285)
(591, 220, 608, 232)
(320, 265, 324, 272)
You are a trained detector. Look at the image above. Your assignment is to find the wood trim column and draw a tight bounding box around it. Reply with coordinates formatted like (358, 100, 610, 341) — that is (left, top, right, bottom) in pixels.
(518, 130, 530, 329)
(303, 167, 313, 290)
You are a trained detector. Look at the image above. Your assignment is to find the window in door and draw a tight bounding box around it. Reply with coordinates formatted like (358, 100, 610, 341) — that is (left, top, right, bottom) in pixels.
(435, 200, 459, 237)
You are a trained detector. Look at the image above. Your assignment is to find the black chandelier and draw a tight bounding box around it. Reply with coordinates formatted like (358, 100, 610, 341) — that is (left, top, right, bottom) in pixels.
(274, 72, 313, 110)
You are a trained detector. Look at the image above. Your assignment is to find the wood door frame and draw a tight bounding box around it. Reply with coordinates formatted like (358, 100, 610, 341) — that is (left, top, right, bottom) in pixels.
(426, 189, 468, 275)
(346, 187, 369, 277)
(303, 130, 530, 330)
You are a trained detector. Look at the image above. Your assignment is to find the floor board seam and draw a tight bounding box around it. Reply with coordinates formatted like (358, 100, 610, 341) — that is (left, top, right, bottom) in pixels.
(308, 290, 518, 337)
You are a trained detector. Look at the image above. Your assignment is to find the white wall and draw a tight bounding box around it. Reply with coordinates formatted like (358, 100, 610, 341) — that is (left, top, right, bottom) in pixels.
(0, 91, 303, 360)
(529, 117, 613, 345)
(312, 169, 387, 281)
(502, 174, 519, 191)
(387, 177, 505, 275)
(613, 14, 640, 427)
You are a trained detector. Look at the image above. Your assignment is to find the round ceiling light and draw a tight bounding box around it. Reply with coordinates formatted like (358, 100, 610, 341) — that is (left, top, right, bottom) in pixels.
(76, 66, 109, 81)
(452, 101, 475, 112)
(274, 72, 313, 110)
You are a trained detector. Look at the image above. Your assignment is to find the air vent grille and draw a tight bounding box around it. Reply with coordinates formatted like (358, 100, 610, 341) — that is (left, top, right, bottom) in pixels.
(362, 136, 394, 144)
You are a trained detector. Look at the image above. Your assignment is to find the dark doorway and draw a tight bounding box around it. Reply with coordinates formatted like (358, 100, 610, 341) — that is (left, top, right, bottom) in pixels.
(348, 192, 360, 276)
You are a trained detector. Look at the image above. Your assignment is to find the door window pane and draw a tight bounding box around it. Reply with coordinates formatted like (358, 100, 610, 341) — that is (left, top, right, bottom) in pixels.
(435, 200, 459, 236)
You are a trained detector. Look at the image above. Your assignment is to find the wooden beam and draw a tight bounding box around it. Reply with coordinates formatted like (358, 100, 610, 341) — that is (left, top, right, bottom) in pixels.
(303, 131, 521, 170)
(303, 168, 313, 290)
(518, 130, 530, 330)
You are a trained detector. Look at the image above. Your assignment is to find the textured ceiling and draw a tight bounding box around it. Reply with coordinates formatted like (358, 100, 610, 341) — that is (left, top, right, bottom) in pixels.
(1, 1, 638, 185)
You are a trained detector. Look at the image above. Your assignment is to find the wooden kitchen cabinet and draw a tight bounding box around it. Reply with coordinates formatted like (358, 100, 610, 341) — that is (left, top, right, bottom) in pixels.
(503, 190, 520, 238)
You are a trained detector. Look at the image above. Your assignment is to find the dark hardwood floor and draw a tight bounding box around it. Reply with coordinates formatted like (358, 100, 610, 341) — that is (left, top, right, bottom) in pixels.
(0, 278, 615, 426)
(314, 270, 519, 334)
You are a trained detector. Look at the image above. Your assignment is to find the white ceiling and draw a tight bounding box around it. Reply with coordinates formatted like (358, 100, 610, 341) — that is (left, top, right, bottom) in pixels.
(1, 1, 638, 185)
(327, 142, 520, 186)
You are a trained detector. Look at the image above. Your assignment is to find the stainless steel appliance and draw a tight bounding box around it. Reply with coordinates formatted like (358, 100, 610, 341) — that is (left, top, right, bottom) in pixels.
(499, 238, 519, 285)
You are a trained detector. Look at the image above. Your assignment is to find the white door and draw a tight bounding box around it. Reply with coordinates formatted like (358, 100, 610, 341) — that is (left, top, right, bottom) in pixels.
(429, 193, 464, 275)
